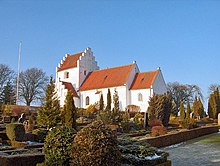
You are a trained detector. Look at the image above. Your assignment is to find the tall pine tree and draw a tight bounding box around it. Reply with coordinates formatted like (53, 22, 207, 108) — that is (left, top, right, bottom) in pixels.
(147, 93, 172, 126)
(198, 98, 205, 118)
(186, 101, 191, 120)
(208, 88, 220, 119)
(192, 97, 199, 118)
(0, 81, 16, 105)
(106, 89, 111, 111)
(99, 94, 104, 111)
(37, 77, 61, 130)
(179, 101, 185, 121)
(112, 90, 120, 123)
(63, 91, 77, 129)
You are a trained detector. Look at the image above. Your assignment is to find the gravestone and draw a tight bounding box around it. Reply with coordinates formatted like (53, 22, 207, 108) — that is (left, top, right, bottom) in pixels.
(218, 113, 220, 126)
(190, 112, 194, 119)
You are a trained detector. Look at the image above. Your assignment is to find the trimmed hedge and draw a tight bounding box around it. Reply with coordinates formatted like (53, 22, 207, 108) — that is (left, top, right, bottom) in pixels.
(145, 126, 219, 148)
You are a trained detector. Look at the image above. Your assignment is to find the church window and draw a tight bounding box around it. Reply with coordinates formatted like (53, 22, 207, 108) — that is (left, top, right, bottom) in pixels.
(84, 70, 87, 75)
(86, 96, 90, 105)
(64, 72, 69, 79)
(138, 93, 143, 101)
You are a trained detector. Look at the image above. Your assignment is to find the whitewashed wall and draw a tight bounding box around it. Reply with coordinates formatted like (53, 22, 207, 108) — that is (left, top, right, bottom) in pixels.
(80, 86, 127, 110)
(130, 89, 152, 112)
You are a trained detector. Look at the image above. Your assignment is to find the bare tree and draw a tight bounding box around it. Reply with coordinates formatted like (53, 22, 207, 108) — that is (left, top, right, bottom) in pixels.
(0, 64, 15, 98)
(167, 82, 203, 116)
(208, 84, 220, 95)
(18, 68, 48, 106)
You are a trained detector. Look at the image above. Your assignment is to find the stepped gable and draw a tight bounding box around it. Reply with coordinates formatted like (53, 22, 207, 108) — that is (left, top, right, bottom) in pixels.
(62, 81, 79, 98)
(79, 64, 134, 91)
(57, 52, 83, 71)
(130, 69, 159, 90)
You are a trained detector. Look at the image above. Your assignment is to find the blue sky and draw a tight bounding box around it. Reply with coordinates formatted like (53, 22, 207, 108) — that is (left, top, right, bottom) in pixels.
(0, 0, 220, 104)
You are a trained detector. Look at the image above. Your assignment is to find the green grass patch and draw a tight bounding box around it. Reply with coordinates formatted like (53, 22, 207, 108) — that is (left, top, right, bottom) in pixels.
(200, 133, 220, 144)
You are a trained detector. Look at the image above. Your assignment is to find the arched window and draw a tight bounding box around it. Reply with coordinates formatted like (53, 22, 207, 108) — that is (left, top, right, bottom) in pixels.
(86, 96, 90, 105)
(138, 93, 143, 101)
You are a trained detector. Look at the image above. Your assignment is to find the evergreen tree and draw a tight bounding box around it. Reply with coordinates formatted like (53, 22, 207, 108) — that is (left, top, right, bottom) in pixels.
(148, 93, 172, 126)
(113, 90, 119, 114)
(106, 89, 111, 111)
(192, 97, 199, 118)
(63, 91, 77, 129)
(186, 101, 191, 120)
(208, 88, 220, 119)
(179, 101, 185, 121)
(198, 98, 205, 118)
(0, 81, 16, 105)
(99, 94, 104, 111)
(37, 77, 61, 130)
(112, 90, 120, 123)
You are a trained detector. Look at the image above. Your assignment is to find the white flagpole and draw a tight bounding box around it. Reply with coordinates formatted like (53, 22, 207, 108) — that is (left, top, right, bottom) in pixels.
(16, 41, 22, 105)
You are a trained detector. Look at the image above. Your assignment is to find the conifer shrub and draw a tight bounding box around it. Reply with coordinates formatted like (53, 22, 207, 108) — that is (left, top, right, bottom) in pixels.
(6, 123, 25, 141)
(32, 128, 48, 142)
(44, 126, 76, 166)
(71, 120, 121, 166)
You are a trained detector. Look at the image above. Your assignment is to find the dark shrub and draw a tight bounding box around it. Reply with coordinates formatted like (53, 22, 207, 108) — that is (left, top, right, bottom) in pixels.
(71, 120, 121, 166)
(6, 123, 25, 141)
(44, 126, 76, 166)
(32, 128, 48, 142)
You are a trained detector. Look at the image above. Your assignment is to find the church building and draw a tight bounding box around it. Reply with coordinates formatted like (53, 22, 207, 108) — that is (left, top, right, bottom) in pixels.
(55, 47, 167, 112)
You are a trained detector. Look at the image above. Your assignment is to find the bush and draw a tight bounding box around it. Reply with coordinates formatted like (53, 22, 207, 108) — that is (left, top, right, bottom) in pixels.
(151, 126, 167, 137)
(32, 128, 48, 142)
(133, 113, 143, 125)
(71, 120, 121, 166)
(180, 118, 196, 129)
(6, 123, 25, 141)
(148, 119, 163, 128)
(44, 126, 76, 166)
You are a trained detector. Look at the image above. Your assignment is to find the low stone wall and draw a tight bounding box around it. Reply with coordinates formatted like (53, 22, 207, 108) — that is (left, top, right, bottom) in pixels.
(0, 153, 44, 166)
(144, 126, 219, 148)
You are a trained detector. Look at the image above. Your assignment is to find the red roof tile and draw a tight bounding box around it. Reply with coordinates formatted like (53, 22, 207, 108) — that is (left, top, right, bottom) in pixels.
(62, 81, 79, 98)
(79, 64, 134, 91)
(130, 70, 159, 90)
(57, 52, 83, 71)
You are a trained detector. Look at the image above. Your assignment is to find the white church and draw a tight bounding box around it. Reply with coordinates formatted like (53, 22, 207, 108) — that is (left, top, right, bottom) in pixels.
(55, 47, 167, 112)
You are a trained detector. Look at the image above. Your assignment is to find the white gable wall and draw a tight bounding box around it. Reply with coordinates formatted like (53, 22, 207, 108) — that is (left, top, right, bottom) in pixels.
(125, 63, 139, 106)
(152, 70, 167, 94)
(78, 48, 99, 87)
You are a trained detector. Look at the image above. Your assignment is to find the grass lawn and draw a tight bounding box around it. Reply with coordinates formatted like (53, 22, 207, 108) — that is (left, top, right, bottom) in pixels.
(199, 132, 220, 144)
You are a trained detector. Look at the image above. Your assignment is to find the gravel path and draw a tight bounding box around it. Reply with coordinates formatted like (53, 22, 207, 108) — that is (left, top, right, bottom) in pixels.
(161, 132, 220, 166)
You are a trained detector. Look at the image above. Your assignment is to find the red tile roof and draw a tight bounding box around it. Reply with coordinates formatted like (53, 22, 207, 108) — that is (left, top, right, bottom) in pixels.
(62, 81, 79, 98)
(79, 64, 134, 91)
(130, 70, 159, 90)
(57, 52, 83, 71)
